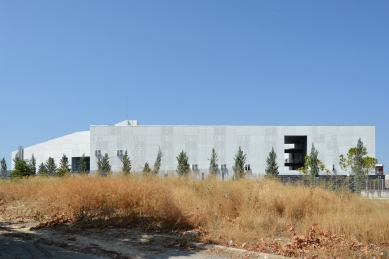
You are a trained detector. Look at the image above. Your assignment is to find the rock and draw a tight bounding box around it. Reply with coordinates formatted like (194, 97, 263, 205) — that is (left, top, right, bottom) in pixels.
(183, 230, 197, 237)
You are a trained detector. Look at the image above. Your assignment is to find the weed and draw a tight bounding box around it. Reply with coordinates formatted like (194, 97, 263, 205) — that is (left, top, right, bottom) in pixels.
(1, 175, 389, 258)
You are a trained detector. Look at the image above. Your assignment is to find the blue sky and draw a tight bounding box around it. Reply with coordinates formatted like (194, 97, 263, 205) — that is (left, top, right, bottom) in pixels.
(1, 1, 388, 169)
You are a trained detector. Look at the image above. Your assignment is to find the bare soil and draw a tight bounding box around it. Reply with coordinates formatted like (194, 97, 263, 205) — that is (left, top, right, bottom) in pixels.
(0, 218, 284, 259)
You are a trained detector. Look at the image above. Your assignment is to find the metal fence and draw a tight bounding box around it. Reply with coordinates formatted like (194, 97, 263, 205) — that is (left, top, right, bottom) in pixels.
(279, 174, 387, 194)
(0, 170, 11, 180)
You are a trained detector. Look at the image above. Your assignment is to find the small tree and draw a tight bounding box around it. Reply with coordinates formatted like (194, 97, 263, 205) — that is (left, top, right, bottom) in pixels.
(79, 154, 87, 173)
(309, 143, 319, 180)
(152, 148, 163, 175)
(13, 154, 20, 168)
(38, 162, 47, 176)
(233, 147, 246, 180)
(56, 167, 69, 177)
(142, 162, 152, 175)
(208, 148, 218, 175)
(1, 157, 7, 175)
(98, 153, 111, 176)
(59, 154, 71, 172)
(297, 144, 329, 181)
(97, 158, 101, 173)
(339, 138, 377, 192)
(122, 150, 131, 175)
(176, 151, 190, 176)
(265, 147, 279, 177)
(11, 159, 31, 178)
(362, 156, 378, 175)
(28, 154, 36, 176)
(46, 157, 57, 176)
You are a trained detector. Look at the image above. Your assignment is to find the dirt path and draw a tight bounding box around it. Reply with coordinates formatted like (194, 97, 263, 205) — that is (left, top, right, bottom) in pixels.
(0, 219, 284, 259)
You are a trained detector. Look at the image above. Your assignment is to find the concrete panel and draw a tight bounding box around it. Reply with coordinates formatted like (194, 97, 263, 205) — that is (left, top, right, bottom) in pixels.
(11, 131, 90, 171)
(90, 125, 372, 175)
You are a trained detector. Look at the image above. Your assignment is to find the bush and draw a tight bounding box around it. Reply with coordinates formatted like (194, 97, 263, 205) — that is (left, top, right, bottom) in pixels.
(56, 168, 69, 177)
(11, 159, 32, 178)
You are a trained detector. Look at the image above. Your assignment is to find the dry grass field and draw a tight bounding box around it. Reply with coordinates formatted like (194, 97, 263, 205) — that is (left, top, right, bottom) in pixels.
(1, 174, 389, 258)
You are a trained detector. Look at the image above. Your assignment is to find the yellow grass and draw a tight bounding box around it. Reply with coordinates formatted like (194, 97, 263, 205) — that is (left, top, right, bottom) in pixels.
(1, 175, 389, 257)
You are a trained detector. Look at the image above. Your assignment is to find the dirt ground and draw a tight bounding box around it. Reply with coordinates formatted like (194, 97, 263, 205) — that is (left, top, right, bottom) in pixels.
(0, 219, 285, 259)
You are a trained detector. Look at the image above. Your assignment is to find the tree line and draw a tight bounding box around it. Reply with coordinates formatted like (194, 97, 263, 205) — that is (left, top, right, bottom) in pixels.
(296, 138, 377, 192)
(95, 146, 279, 179)
(105, 138, 375, 182)
(96, 148, 163, 176)
(10, 153, 88, 178)
(4, 138, 376, 188)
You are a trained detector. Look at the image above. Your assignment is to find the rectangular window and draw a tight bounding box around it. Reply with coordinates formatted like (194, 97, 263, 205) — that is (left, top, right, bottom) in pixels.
(284, 136, 307, 170)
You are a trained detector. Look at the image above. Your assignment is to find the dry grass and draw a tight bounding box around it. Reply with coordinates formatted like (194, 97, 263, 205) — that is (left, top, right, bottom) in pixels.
(1, 174, 389, 258)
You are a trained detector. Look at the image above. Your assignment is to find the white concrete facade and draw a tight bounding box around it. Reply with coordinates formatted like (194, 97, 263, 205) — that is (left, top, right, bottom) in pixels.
(12, 121, 375, 176)
(11, 131, 90, 170)
(90, 123, 375, 176)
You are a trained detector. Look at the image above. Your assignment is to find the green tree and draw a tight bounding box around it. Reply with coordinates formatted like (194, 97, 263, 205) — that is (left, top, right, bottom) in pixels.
(78, 154, 87, 173)
(98, 153, 111, 176)
(59, 154, 71, 172)
(208, 148, 218, 175)
(176, 151, 190, 176)
(38, 162, 47, 176)
(265, 147, 279, 177)
(362, 156, 378, 175)
(233, 147, 246, 180)
(45, 157, 57, 176)
(142, 162, 152, 175)
(97, 158, 101, 173)
(1, 157, 7, 175)
(121, 150, 131, 175)
(152, 148, 163, 175)
(13, 154, 20, 167)
(11, 159, 31, 178)
(339, 138, 377, 192)
(297, 144, 329, 180)
(309, 143, 319, 180)
(28, 154, 36, 176)
(56, 167, 69, 177)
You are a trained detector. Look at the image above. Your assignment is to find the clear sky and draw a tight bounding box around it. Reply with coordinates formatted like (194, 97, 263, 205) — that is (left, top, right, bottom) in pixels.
(1, 1, 388, 170)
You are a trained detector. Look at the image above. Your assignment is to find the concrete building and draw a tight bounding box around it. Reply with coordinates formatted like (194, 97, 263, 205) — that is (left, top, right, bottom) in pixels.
(12, 131, 90, 172)
(12, 120, 375, 176)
